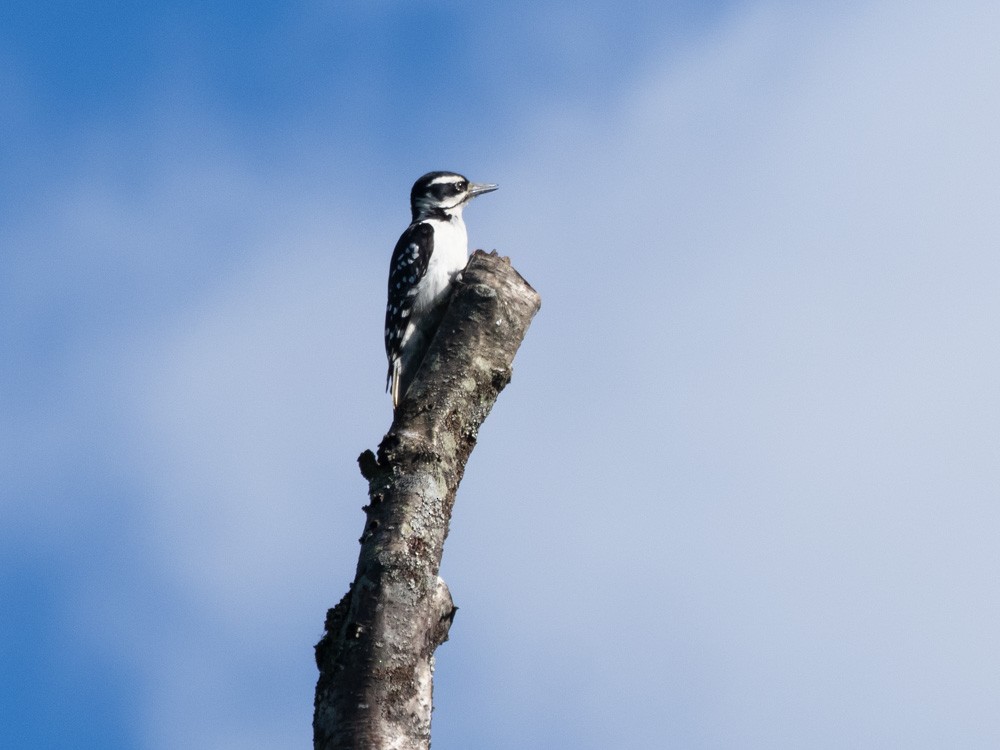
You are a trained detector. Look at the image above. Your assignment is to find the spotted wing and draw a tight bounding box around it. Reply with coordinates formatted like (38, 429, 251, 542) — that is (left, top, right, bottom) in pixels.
(385, 221, 433, 391)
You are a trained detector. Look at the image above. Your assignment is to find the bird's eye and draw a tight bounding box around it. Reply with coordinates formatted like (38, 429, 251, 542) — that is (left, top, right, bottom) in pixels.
(456, 181, 467, 192)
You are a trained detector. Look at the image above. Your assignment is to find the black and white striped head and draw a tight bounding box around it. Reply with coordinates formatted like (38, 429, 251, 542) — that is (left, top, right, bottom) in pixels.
(410, 171, 498, 222)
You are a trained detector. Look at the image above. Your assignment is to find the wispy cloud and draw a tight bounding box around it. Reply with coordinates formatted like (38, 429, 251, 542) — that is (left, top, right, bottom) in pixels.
(5, 0, 1000, 747)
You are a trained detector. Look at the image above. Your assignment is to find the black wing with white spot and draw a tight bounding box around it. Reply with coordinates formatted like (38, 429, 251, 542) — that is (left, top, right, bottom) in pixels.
(385, 221, 433, 384)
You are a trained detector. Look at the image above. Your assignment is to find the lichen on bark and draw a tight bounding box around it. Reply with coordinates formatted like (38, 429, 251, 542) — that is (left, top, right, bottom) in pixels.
(313, 252, 540, 750)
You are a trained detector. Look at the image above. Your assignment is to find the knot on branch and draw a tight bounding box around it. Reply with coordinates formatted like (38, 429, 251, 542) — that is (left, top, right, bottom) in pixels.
(427, 577, 457, 649)
(491, 367, 512, 391)
(358, 449, 380, 480)
(315, 587, 353, 668)
(467, 283, 497, 300)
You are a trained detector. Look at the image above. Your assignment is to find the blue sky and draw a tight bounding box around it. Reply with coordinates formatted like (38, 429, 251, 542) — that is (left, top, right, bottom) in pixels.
(4, 1, 1000, 748)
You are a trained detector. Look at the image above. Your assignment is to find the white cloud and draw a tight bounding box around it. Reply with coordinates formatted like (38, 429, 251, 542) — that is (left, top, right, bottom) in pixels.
(440, 0, 1000, 746)
(12, 0, 999, 747)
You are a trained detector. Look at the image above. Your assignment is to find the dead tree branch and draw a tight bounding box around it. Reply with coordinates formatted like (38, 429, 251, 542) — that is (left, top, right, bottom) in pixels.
(314, 251, 541, 750)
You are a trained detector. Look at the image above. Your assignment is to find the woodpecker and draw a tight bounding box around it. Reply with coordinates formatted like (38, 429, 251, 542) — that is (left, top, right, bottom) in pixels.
(384, 171, 498, 408)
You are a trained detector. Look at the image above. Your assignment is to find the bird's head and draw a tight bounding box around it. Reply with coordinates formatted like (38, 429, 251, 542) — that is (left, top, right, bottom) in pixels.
(410, 171, 498, 222)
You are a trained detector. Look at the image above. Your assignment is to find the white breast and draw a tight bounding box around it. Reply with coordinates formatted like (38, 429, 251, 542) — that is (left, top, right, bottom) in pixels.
(413, 216, 468, 315)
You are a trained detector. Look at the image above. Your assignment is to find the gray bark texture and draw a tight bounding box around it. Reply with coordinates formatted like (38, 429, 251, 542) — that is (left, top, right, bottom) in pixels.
(313, 251, 541, 750)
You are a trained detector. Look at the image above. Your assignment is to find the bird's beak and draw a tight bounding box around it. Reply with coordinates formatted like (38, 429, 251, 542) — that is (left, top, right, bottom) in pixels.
(467, 182, 498, 198)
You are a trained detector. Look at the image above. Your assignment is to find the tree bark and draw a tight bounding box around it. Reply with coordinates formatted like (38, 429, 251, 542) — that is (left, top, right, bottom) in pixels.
(313, 251, 541, 750)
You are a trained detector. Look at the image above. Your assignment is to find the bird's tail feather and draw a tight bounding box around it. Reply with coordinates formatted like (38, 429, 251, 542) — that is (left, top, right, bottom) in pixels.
(389, 358, 402, 408)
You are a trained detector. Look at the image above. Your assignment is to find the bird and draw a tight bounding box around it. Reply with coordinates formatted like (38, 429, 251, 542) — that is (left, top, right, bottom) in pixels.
(384, 171, 498, 408)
